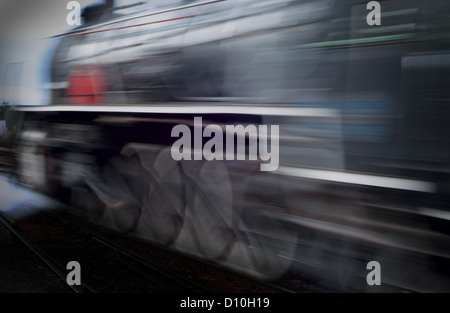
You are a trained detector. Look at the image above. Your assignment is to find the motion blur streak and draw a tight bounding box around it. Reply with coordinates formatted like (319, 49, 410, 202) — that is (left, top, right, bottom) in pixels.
(0, 176, 58, 220)
(276, 166, 436, 193)
(15, 105, 337, 117)
(2, 0, 450, 292)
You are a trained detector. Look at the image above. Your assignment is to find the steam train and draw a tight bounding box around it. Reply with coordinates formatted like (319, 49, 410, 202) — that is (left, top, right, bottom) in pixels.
(11, 0, 450, 290)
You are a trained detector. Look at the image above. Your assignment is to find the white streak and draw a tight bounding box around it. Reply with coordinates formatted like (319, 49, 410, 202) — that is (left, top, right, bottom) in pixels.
(419, 208, 450, 221)
(275, 166, 435, 193)
(15, 105, 337, 117)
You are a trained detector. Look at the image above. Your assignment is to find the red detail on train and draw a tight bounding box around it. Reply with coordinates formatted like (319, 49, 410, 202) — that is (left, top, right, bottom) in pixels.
(66, 66, 106, 104)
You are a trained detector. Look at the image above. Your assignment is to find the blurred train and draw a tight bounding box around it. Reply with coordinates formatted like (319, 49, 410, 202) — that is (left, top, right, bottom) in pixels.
(6, 0, 450, 291)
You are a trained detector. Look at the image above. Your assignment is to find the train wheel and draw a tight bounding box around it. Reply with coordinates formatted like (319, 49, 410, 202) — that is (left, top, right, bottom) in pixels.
(131, 146, 185, 246)
(180, 160, 236, 261)
(88, 154, 142, 232)
(223, 172, 297, 280)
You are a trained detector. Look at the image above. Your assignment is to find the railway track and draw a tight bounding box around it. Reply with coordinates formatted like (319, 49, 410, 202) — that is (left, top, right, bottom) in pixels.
(52, 207, 296, 293)
(0, 214, 94, 293)
(0, 206, 296, 293)
(0, 210, 215, 292)
(55, 207, 378, 293)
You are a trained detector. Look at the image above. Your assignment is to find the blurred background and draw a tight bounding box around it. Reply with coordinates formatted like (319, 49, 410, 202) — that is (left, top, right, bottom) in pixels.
(1, 0, 450, 292)
(0, 0, 103, 106)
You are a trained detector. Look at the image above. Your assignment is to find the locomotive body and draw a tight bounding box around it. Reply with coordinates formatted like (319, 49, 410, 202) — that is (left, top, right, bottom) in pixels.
(11, 0, 450, 290)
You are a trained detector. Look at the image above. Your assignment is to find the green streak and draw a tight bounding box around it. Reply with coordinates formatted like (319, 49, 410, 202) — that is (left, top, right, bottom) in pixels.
(298, 33, 415, 49)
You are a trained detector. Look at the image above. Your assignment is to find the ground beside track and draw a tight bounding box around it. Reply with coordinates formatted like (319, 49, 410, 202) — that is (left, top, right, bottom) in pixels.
(0, 220, 71, 293)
